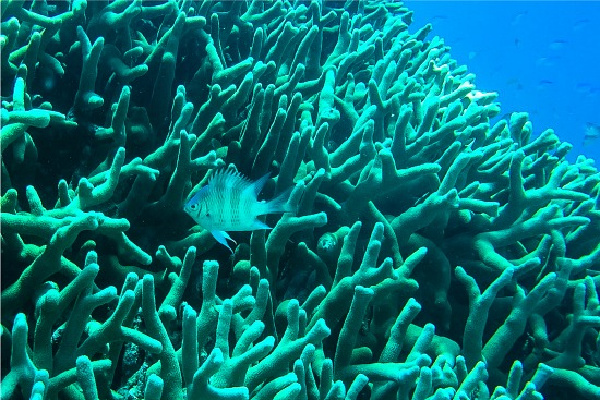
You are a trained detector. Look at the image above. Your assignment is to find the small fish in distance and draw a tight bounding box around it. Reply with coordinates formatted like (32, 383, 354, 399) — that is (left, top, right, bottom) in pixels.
(183, 169, 292, 253)
(584, 122, 600, 146)
(549, 39, 567, 51)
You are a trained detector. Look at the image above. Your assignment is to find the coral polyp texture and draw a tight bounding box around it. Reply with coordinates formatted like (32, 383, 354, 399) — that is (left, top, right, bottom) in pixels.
(2, 1, 600, 399)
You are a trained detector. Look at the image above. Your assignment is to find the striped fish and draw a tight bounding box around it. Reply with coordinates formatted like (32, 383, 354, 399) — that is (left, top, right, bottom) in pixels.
(184, 169, 292, 252)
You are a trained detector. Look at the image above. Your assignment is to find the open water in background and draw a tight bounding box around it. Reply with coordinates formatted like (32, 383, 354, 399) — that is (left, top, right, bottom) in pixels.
(406, 1, 600, 163)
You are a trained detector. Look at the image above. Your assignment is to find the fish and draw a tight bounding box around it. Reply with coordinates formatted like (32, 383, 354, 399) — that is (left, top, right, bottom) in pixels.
(512, 11, 528, 26)
(549, 39, 567, 50)
(431, 14, 448, 22)
(573, 19, 590, 32)
(183, 169, 292, 252)
(536, 57, 560, 68)
(537, 80, 554, 90)
(584, 122, 600, 146)
(576, 83, 594, 95)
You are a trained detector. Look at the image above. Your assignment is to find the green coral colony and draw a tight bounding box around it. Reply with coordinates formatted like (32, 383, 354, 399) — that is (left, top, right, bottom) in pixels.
(2, 1, 600, 399)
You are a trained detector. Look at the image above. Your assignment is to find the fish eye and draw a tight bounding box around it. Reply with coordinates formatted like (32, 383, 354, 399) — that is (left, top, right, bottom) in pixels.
(190, 204, 197, 210)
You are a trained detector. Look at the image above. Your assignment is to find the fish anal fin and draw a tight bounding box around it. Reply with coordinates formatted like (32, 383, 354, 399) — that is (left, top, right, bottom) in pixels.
(211, 230, 237, 253)
(250, 220, 272, 230)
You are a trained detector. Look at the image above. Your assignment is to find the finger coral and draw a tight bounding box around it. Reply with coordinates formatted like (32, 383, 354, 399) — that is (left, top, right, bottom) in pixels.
(2, 1, 599, 400)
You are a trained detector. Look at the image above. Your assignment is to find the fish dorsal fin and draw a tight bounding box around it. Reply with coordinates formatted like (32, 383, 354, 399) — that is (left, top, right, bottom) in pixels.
(209, 169, 254, 194)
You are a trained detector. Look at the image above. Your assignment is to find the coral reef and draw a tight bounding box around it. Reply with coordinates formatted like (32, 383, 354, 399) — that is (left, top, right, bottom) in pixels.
(2, 1, 600, 399)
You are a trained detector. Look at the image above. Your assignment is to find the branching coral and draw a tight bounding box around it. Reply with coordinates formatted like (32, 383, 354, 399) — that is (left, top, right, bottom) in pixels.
(2, 1, 600, 399)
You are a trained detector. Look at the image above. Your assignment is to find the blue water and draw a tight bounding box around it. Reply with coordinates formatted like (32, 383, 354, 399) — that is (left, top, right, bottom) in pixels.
(406, 1, 600, 163)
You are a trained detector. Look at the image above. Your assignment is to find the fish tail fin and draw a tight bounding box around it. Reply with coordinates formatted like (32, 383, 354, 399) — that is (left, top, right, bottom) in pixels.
(266, 187, 295, 214)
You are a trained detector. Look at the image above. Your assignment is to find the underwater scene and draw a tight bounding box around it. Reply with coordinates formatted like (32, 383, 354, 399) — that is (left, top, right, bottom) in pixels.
(2, 1, 600, 400)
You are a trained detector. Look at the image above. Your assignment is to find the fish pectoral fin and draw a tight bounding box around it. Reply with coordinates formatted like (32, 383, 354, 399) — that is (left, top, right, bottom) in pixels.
(211, 230, 236, 253)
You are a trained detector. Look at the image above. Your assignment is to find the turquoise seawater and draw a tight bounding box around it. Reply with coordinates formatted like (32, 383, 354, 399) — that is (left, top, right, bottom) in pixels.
(407, 0, 600, 162)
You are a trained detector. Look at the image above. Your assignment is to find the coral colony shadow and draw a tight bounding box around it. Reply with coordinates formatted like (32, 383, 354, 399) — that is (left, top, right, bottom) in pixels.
(1, 1, 599, 400)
